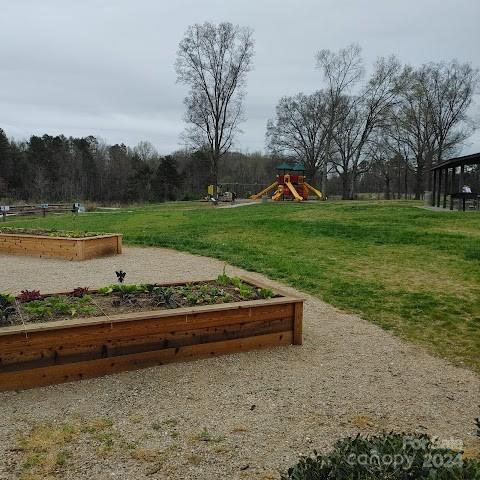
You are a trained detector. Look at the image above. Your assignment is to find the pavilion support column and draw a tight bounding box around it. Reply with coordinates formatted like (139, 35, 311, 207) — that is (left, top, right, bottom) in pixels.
(450, 167, 456, 210)
(437, 169, 442, 207)
(432, 170, 437, 206)
(443, 168, 448, 209)
(460, 164, 465, 211)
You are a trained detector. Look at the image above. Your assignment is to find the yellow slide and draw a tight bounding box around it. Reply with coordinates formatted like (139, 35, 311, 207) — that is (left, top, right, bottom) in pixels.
(250, 181, 278, 200)
(304, 182, 324, 200)
(271, 185, 284, 201)
(285, 181, 303, 202)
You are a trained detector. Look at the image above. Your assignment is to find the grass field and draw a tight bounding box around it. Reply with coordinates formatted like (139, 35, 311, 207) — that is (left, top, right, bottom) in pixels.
(5, 200, 480, 371)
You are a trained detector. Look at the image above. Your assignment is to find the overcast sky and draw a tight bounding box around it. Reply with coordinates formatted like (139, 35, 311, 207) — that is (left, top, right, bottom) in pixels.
(1, 0, 479, 155)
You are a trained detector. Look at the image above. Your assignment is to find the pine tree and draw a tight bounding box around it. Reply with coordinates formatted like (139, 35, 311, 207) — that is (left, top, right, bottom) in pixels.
(126, 155, 153, 202)
(152, 156, 182, 202)
(0, 129, 11, 196)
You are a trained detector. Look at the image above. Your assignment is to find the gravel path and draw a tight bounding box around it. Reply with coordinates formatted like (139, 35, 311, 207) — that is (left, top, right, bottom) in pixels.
(0, 247, 479, 479)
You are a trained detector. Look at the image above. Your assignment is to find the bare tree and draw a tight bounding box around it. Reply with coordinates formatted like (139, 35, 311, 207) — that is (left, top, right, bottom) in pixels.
(369, 131, 406, 199)
(266, 91, 328, 180)
(387, 61, 477, 197)
(389, 71, 434, 198)
(175, 22, 254, 190)
(133, 141, 158, 164)
(315, 43, 364, 194)
(420, 60, 479, 166)
(331, 56, 402, 199)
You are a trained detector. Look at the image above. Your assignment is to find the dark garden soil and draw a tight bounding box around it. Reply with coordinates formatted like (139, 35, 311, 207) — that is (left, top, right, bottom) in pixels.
(2, 280, 277, 327)
(0, 227, 108, 238)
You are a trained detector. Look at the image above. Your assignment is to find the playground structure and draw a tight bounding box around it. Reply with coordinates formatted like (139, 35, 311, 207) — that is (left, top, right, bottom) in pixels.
(250, 163, 324, 202)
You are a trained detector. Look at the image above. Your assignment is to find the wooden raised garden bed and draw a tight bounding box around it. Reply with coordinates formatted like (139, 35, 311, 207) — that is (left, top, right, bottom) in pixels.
(0, 277, 303, 391)
(0, 228, 122, 261)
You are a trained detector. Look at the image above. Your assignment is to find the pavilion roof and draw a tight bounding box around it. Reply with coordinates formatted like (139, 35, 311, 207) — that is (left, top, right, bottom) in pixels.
(276, 162, 305, 171)
(431, 152, 480, 171)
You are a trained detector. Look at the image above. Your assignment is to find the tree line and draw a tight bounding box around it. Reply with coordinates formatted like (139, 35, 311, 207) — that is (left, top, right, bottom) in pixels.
(0, 124, 439, 203)
(0, 131, 278, 202)
(1, 125, 469, 203)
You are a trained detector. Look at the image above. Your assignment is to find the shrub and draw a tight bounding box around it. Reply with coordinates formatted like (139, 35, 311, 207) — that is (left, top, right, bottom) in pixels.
(282, 433, 480, 480)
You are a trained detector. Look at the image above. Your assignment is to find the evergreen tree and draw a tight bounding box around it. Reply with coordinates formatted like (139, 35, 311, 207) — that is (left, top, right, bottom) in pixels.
(152, 156, 182, 202)
(0, 129, 11, 195)
(126, 154, 153, 202)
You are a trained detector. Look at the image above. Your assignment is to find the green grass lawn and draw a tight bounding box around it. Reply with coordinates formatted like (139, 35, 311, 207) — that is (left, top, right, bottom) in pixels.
(5, 200, 480, 371)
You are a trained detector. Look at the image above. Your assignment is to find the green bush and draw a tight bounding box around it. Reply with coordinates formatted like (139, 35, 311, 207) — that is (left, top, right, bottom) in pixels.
(282, 433, 480, 480)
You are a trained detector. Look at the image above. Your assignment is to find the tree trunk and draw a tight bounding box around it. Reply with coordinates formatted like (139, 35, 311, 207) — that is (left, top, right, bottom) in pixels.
(306, 165, 317, 184)
(414, 159, 424, 200)
(424, 151, 434, 190)
(321, 161, 328, 195)
(341, 171, 350, 200)
(348, 171, 356, 200)
(384, 175, 391, 200)
(210, 150, 219, 195)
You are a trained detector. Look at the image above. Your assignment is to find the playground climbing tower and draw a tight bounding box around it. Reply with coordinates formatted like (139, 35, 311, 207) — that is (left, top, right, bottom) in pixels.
(250, 163, 324, 202)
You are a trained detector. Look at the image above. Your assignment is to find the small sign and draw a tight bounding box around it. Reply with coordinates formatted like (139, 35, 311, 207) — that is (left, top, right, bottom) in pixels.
(0, 205, 10, 212)
(40, 204, 49, 209)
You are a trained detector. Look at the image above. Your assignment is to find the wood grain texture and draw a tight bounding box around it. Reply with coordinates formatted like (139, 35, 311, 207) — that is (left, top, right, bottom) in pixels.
(0, 332, 293, 391)
(0, 233, 122, 261)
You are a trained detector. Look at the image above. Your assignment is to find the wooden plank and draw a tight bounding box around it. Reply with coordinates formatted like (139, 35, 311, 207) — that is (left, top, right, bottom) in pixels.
(0, 317, 293, 369)
(240, 275, 305, 301)
(0, 331, 293, 391)
(0, 303, 294, 352)
(75, 239, 84, 260)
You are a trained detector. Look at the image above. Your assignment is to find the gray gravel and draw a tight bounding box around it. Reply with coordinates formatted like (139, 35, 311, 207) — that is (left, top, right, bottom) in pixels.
(0, 247, 479, 479)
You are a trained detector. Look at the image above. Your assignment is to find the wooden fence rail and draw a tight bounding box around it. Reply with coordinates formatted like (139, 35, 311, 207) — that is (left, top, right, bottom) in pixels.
(1, 203, 81, 221)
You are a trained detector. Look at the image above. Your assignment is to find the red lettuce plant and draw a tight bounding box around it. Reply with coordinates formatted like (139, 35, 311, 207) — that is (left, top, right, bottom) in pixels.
(72, 287, 89, 298)
(18, 290, 42, 302)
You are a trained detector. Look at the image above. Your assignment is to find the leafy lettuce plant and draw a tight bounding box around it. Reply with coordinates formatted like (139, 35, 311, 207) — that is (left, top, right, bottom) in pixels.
(0, 292, 16, 326)
(22, 295, 96, 320)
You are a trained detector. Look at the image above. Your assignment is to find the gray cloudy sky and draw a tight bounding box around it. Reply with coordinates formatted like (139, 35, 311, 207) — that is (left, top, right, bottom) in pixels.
(1, 0, 479, 154)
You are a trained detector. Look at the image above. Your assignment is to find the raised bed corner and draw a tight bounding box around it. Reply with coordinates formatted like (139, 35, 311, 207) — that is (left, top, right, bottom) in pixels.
(0, 277, 303, 391)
